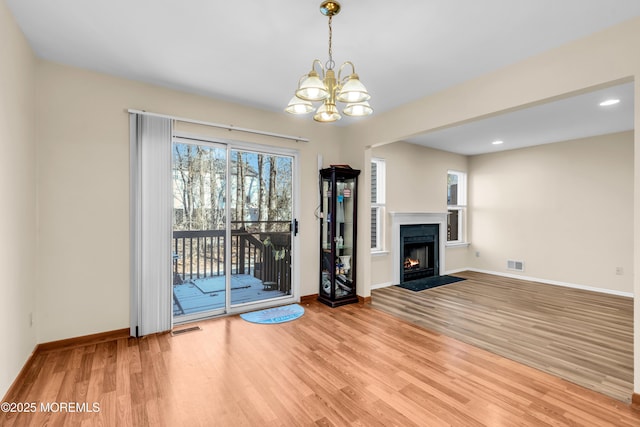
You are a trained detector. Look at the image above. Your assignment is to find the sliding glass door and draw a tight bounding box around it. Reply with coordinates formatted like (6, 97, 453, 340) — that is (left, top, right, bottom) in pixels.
(172, 141, 228, 320)
(229, 149, 293, 306)
(172, 139, 295, 322)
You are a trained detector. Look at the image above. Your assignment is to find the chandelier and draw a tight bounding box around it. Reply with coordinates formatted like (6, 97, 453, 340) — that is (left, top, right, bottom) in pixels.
(285, 1, 373, 123)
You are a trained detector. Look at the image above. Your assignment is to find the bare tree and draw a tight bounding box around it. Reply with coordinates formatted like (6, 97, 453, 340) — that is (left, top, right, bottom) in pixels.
(268, 156, 277, 221)
(235, 151, 246, 226)
(194, 146, 206, 229)
(208, 149, 223, 229)
(275, 158, 292, 220)
(257, 154, 267, 231)
(175, 148, 292, 231)
(174, 144, 196, 230)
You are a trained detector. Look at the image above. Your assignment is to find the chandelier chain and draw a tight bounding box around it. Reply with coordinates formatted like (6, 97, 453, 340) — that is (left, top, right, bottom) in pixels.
(327, 15, 335, 70)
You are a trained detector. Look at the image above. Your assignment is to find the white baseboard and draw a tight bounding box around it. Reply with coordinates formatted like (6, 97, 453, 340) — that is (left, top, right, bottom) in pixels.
(371, 281, 393, 290)
(466, 268, 634, 298)
(444, 268, 468, 276)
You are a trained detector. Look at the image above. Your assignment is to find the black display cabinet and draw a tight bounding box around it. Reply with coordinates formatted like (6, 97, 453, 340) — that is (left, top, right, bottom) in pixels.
(319, 166, 360, 307)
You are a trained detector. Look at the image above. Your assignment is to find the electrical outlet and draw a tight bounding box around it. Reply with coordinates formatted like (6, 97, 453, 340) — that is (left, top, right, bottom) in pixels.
(616, 267, 624, 275)
(475, 251, 480, 257)
(29, 312, 33, 327)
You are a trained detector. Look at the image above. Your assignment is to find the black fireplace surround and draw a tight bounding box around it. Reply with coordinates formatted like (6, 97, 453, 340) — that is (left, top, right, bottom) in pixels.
(399, 224, 439, 283)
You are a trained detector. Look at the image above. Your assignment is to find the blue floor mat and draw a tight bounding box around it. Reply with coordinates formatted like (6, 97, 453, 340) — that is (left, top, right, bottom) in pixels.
(240, 304, 304, 324)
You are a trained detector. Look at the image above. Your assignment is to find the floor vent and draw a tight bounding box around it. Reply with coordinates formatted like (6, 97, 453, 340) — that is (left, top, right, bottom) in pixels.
(507, 260, 525, 272)
(172, 326, 201, 336)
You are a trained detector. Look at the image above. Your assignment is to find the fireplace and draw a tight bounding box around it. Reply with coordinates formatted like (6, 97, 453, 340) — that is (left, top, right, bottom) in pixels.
(390, 212, 448, 285)
(400, 224, 438, 283)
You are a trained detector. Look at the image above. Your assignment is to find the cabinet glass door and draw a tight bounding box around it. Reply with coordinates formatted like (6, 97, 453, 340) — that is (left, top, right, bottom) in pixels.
(320, 176, 333, 296)
(335, 178, 356, 297)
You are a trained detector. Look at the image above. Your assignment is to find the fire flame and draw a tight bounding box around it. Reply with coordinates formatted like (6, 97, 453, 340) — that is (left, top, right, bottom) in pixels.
(404, 258, 420, 269)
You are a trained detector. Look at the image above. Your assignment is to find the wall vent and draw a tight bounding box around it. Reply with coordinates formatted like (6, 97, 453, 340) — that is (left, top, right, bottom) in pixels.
(171, 326, 201, 336)
(507, 260, 525, 272)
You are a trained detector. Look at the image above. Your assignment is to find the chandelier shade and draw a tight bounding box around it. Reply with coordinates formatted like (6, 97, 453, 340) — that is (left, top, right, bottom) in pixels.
(336, 71, 370, 104)
(343, 101, 373, 117)
(285, 1, 372, 122)
(314, 103, 341, 123)
(285, 96, 314, 114)
(295, 69, 329, 102)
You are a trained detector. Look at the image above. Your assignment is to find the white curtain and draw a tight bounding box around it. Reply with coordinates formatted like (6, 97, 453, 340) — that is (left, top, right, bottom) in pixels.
(130, 113, 173, 336)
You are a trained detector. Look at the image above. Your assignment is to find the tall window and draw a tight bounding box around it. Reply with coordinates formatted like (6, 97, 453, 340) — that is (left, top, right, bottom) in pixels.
(371, 158, 386, 251)
(447, 170, 467, 243)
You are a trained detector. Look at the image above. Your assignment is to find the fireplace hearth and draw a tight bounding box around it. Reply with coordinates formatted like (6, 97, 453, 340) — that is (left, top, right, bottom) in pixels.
(400, 224, 439, 283)
(391, 212, 447, 286)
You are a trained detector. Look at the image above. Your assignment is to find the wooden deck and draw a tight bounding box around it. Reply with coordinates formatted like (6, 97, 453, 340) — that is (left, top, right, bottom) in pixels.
(372, 271, 634, 403)
(173, 274, 288, 316)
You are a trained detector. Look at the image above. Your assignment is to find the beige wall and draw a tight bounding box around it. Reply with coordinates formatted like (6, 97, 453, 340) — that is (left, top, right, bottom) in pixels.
(0, 1, 37, 397)
(35, 61, 342, 343)
(368, 131, 634, 294)
(369, 142, 469, 286)
(468, 131, 633, 294)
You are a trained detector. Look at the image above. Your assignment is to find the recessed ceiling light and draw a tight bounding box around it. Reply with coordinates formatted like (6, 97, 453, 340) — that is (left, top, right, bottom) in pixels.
(599, 99, 620, 106)
(492, 140, 504, 145)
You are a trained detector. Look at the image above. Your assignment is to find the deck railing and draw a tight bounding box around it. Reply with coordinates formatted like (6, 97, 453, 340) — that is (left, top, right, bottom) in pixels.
(173, 221, 291, 293)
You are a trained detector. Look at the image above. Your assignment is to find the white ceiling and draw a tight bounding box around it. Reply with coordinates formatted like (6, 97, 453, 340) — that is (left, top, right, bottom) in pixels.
(405, 81, 635, 155)
(6, 0, 639, 153)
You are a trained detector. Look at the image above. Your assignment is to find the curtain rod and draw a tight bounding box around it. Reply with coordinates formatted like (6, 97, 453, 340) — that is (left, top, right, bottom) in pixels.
(127, 109, 310, 143)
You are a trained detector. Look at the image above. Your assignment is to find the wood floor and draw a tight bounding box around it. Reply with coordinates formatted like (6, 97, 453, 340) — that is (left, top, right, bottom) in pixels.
(3, 296, 639, 426)
(372, 271, 634, 403)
